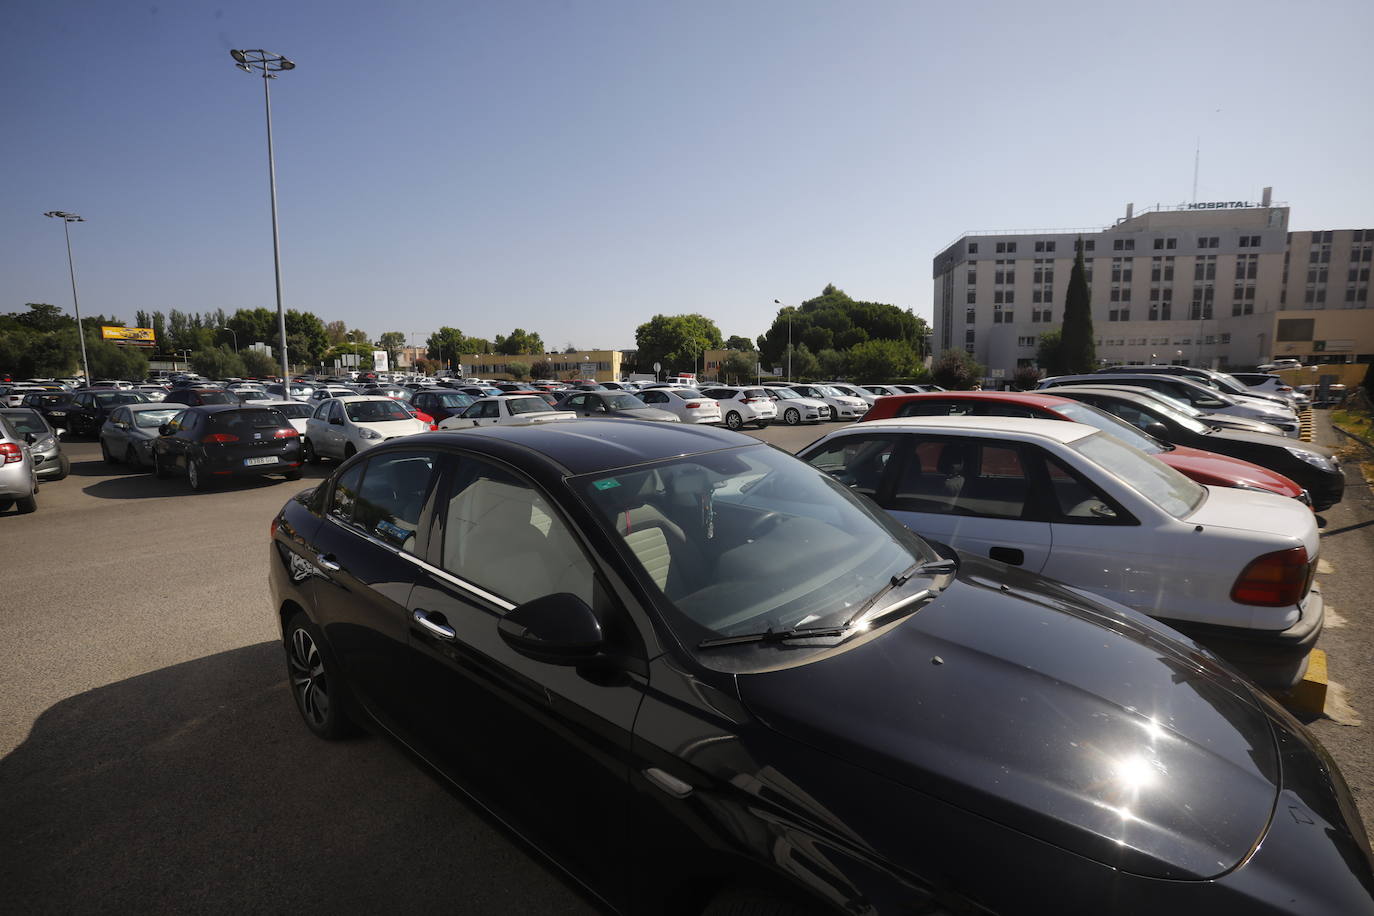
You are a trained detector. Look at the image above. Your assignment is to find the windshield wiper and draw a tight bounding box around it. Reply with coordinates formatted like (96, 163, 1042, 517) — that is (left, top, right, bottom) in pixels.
(844, 557, 957, 626)
(698, 625, 852, 649)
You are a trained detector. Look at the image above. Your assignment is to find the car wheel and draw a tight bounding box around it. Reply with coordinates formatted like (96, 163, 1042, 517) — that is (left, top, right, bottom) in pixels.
(124, 445, 141, 469)
(54, 456, 70, 480)
(16, 487, 37, 515)
(187, 458, 208, 491)
(283, 468, 303, 481)
(303, 438, 321, 465)
(783, 407, 801, 426)
(0, 499, 12, 513)
(283, 612, 353, 739)
(101, 438, 117, 464)
(344, 444, 356, 459)
(725, 411, 743, 431)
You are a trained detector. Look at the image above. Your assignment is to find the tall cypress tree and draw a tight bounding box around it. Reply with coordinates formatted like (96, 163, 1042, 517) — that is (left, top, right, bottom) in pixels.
(1060, 237, 1096, 373)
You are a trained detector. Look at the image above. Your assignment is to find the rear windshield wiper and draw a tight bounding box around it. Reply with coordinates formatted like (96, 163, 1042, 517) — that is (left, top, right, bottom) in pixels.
(697, 625, 852, 649)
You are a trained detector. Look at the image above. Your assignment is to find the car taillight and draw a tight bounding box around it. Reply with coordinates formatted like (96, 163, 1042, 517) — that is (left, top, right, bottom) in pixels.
(201, 433, 239, 443)
(273, 428, 299, 438)
(1231, 546, 1311, 607)
(429, 424, 438, 430)
(0, 442, 21, 464)
(685, 402, 702, 408)
(270, 516, 280, 538)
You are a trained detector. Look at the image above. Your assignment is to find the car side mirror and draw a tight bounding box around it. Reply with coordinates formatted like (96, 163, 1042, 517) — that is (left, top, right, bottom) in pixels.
(158, 425, 172, 436)
(24, 432, 36, 444)
(1144, 421, 1169, 439)
(497, 593, 604, 665)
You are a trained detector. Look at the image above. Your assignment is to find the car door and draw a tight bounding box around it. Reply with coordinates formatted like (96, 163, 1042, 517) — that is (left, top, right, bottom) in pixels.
(322, 400, 348, 456)
(402, 454, 642, 903)
(563, 393, 590, 417)
(308, 450, 442, 733)
(156, 409, 195, 471)
(104, 407, 131, 454)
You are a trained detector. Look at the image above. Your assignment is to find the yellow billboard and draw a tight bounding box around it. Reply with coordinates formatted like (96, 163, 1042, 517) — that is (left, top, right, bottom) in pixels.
(101, 326, 156, 343)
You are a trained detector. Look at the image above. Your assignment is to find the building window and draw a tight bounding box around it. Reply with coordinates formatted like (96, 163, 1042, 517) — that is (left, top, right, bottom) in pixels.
(996, 242, 1005, 254)
(968, 242, 978, 254)
(1007, 242, 1017, 253)
(967, 269, 977, 285)
(966, 290, 976, 304)
(1190, 286, 1214, 320)
(1194, 255, 1217, 281)
(1035, 241, 1045, 252)
(966, 307, 976, 323)
(994, 290, 1004, 304)
(1075, 238, 1095, 253)
(1108, 308, 1130, 322)
(1236, 254, 1259, 280)
(1017, 336, 1037, 347)
(1032, 308, 1052, 323)
(1198, 236, 1219, 249)
(1148, 288, 1173, 321)
(1110, 257, 1132, 283)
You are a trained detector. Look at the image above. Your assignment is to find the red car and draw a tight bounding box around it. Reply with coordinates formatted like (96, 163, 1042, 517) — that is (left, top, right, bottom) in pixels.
(862, 391, 1308, 504)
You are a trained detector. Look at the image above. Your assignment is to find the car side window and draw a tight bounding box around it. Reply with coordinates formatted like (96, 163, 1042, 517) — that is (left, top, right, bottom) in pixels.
(1039, 452, 1128, 524)
(803, 435, 896, 499)
(440, 460, 595, 606)
(352, 451, 438, 553)
(479, 401, 499, 419)
(947, 443, 1032, 520)
(566, 394, 585, 409)
(329, 462, 365, 525)
(641, 390, 666, 404)
(329, 401, 345, 422)
(897, 400, 964, 417)
(313, 401, 331, 420)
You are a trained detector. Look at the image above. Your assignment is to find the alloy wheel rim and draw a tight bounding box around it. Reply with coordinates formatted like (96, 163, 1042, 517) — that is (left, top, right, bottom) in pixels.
(786, 408, 799, 425)
(289, 629, 329, 726)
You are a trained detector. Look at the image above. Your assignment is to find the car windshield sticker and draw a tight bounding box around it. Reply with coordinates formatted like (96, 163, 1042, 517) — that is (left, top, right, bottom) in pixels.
(593, 478, 621, 490)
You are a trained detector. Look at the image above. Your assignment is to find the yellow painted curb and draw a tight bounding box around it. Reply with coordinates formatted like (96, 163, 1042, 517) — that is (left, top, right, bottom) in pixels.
(1269, 649, 1328, 717)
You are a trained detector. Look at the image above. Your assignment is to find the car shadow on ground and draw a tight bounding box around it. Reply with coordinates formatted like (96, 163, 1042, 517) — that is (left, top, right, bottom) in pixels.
(78, 464, 334, 500)
(0, 642, 596, 916)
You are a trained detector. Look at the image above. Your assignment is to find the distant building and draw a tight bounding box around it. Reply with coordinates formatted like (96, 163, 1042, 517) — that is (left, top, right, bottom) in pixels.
(931, 190, 1373, 373)
(461, 349, 623, 382)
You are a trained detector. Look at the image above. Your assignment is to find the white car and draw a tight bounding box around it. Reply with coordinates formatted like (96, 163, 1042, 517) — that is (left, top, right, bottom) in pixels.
(1, 385, 47, 408)
(257, 399, 315, 437)
(1231, 372, 1310, 408)
(1259, 359, 1303, 372)
(785, 384, 869, 421)
(823, 382, 879, 406)
(437, 395, 576, 430)
(698, 386, 777, 430)
(303, 396, 429, 463)
(798, 416, 1324, 689)
(1041, 374, 1301, 437)
(761, 386, 831, 425)
(634, 387, 723, 425)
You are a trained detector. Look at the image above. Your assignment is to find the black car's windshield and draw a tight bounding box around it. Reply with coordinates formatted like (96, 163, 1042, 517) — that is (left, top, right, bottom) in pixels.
(575, 445, 935, 643)
(345, 400, 412, 422)
(133, 408, 182, 429)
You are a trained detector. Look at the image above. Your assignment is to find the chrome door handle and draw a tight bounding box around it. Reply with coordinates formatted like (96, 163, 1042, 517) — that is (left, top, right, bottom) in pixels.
(412, 609, 456, 640)
(315, 553, 341, 572)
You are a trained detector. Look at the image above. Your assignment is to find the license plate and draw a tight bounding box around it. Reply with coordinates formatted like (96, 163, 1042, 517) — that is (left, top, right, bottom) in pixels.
(244, 456, 277, 466)
(50, 411, 66, 416)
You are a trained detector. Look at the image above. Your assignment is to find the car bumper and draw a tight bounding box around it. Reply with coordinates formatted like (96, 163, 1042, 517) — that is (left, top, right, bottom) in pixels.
(33, 451, 68, 479)
(1308, 467, 1346, 512)
(1159, 587, 1324, 689)
(0, 460, 35, 498)
(831, 406, 868, 420)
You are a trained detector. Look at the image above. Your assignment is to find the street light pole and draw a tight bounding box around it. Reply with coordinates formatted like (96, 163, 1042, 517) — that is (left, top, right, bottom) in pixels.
(231, 49, 296, 396)
(44, 211, 92, 386)
(218, 326, 238, 354)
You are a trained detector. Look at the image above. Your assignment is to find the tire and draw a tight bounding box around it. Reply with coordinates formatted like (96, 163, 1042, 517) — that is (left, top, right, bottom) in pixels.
(124, 446, 141, 470)
(187, 458, 208, 491)
(16, 488, 37, 515)
(303, 439, 322, 465)
(725, 411, 743, 431)
(702, 885, 824, 916)
(783, 407, 800, 426)
(101, 438, 117, 464)
(284, 468, 303, 481)
(153, 451, 171, 479)
(0, 499, 12, 513)
(343, 444, 356, 459)
(54, 456, 70, 480)
(283, 612, 354, 740)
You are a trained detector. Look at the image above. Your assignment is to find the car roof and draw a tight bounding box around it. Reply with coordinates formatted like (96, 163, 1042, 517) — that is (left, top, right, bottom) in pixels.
(1041, 385, 1174, 404)
(332, 395, 396, 403)
(125, 401, 183, 411)
(410, 419, 753, 475)
(854, 415, 1098, 443)
(880, 390, 1075, 407)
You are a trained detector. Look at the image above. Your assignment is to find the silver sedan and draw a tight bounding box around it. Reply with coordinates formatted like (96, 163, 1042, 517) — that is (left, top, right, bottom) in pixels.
(99, 403, 187, 470)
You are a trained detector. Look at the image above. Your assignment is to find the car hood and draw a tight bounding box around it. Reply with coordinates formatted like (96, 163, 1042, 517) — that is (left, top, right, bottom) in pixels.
(777, 396, 828, 409)
(736, 557, 1280, 880)
(1205, 426, 1335, 458)
(1164, 445, 1304, 497)
(1199, 412, 1285, 435)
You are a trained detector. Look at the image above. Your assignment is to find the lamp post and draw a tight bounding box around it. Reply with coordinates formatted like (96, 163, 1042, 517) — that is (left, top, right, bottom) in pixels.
(773, 299, 792, 380)
(230, 49, 296, 395)
(43, 211, 92, 387)
(218, 326, 238, 354)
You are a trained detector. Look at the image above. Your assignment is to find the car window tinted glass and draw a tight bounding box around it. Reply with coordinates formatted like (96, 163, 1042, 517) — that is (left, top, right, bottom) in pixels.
(442, 463, 594, 605)
(1, 411, 47, 434)
(330, 462, 365, 524)
(605, 393, 645, 410)
(1117, 395, 1211, 434)
(576, 444, 931, 639)
(673, 388, 703, 398)
(1042, 454, 1125, 523)
(437, 393, 472, 408)
(1053, 402, 1163, 453)
(197, 391, 236, 405)
(804, 435, 896, 499)
(206, 408, 289, 435)
(640, 390, 666, 404)
(273, 403, 314, 419)
(37, 394, 74, 406)
(1074, 432, 1204, 519)
(134, 407, 182, 429)
(508, 397, 552, 414)
(345, 400, 412, 422)
(354, 451, 437, 553)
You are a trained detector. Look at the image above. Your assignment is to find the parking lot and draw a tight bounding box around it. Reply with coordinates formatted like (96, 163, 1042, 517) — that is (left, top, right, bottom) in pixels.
(2, 416, 1372, 914)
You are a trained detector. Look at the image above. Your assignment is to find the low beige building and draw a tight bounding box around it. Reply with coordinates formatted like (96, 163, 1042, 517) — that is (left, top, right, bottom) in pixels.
(460, 349, 623, 382)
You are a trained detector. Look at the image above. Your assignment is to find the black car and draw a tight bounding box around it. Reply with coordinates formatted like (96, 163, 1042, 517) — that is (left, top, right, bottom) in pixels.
(409, 389, 477, 424)
(18, 391, 78, 429)
(268, 421, 1374, 915)
(1046, 385, 1345, 510)
(161, 387, 241, 408)
(65, 389, 151, 437)
(153, 405, 303, 490)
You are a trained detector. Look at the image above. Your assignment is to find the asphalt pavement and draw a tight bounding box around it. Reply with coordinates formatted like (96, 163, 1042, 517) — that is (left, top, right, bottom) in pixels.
(1, 414, 1370, 914)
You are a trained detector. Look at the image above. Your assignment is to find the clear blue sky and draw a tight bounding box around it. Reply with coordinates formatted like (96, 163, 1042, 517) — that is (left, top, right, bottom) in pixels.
(4, 0, 1372, 351)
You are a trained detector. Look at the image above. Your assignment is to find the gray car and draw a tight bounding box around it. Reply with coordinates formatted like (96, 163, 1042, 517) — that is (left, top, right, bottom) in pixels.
(556, 390, 681, 422)
(0, 415, 39, 514)
(0, 408, 68, 481)
(99, 403, 186, 470)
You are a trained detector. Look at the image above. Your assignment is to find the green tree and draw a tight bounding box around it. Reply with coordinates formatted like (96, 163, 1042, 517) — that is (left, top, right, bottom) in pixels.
(427, 326, 468, 369)
(505, 360, 530, 381)
(241, 348, 278, 378)
(724, 335, 754, 351)
(931, 349, 985, 389)
(1036, 329, 1065, 376)
(377, 331, 406, 366)
(494, 328, 546, 356)
(634, 314, 723, 376)
(816, 348, 849, 380)
(11, 303, 70, 333)
(190, 345, 246, 379)
(348, 328, 370, 346)
(784, 343, 821, 380)
(1011, 365, 1043, 391)
(1060, 240, 1096, 373)
(324, 320, 348, 346)
(283, 311, 329, 368)
(86, 339, 150, 381)
(846, 338, 916, 383)
(227, 308, 277, 349)
(718, 351, 759, 385)
(324, 342, 374, 370)
(758, 285, 923, 371)
(530, 359, 554, 380)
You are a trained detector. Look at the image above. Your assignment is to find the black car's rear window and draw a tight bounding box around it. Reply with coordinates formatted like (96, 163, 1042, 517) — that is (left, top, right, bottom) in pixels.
(196, 391, 238, 405)
(96, 392, 146, 406)
(205, 409, 289, 434)
(36, 394, 75, 406)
